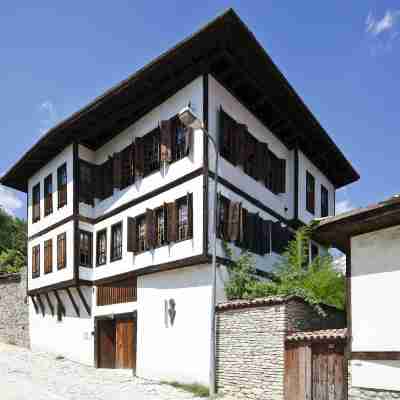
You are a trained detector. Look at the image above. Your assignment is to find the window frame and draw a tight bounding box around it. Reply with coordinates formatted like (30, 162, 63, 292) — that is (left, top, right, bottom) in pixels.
(79, 230, 93, 268)
(321, 185, 329, 218)
(32, 183, 41, 223)
(96, 229, 107, 267)
(172, 116, 190, 162)
(155, 206, 167, 248)
(57, 232, 67, 270)
(306, 171, 316, 215)
(57, 163, 68, 209)
(32, 244, 40, 279)
(110, 222, 123, 262)
(136, 215, 146, 253)
(79, 160, 94, 206)
(44, 174, 53, 216)
(143, 128, 161, 176)
(176, 197, 190, 242)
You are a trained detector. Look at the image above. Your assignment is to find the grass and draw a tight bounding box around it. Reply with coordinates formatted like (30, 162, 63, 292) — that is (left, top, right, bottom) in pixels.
(161, 381, 210, 397)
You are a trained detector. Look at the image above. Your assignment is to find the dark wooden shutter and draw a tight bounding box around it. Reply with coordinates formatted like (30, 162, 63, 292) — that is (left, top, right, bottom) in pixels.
(127, 217, 137, 253)
(218, 107, 226, 156)
(94, 164, 102, 200)
(167, 202, 178, 243)
(135, 137, 144, 177)
(256, 142, 267, 182)
(271, 221, 288, 254)
(145, 209, 155, 249)
(237, 124, 248, 167)
(239, 207, 247, 247)
(160, 120, 172, 163)
(184, 127, 193, 156)
(187, 193, 193, 238)
(278, 158, 286, 193)
(260, 219, 272, 255)
(228, 201, 241, 242)
(113, 152, 122, 190)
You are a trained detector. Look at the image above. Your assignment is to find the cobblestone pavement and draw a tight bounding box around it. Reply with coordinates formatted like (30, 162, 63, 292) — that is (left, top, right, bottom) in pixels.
(0, 343, 212, 400)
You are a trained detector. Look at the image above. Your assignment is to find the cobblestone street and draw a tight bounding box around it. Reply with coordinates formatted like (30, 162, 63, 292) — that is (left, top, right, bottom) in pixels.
(0, 343, 209, 400)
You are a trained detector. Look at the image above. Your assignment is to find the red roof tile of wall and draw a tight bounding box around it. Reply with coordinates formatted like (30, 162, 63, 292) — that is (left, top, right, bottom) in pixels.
(286, 328, 348, 342)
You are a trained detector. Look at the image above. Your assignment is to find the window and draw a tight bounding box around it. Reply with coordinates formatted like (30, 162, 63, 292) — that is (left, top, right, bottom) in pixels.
(110, 222, 123, 261)
(57, 233, 66, 270)
(79, 161, 93, 205)
(44, 175, 53, 216)
(306, 171, 315, 214)
(44, 239, 53, 274)
(218, 196, 230, 239)
(96, 229, 107, 266)
(121, 144, 134, 189)
(32, 183, 40, 223)
(57, 163, 67, 208)
(219, 110, 237, 165)
(143, 129, 160, 175)
(244, 134, 257, 180)
(177, 198, 189, 241)
(321, 185, 329, 217)
(136, 216, 146, 252)
(32, 245, 40, 278)
(311, 243, 319, 261)
(79, 230, 92, 267)
(155, 208, 167, 247)
(173, 118, 189, 161)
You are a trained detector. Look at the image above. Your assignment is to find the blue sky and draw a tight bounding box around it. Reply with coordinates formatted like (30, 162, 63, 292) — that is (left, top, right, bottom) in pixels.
(1, 1, 399, 220)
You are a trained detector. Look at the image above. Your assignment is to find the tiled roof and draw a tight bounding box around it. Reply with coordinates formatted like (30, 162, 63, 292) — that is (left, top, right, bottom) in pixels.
(216, 295, 303, 311)
(286, 328, 347, 343)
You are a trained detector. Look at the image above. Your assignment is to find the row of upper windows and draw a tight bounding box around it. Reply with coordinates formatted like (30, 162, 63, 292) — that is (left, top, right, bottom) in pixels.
(79, 116, 192, 206)
(32, 163, 68, 224)
(79, 194, 193, 268)
(31, 232, 66, 278)
(306, 171, 330, 217)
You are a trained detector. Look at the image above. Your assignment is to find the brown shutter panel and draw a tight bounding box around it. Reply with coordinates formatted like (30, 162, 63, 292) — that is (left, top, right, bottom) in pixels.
(187, 193, 193, 238)
(163, 202, 169, 242)
(265, 220, 272, 254)
(129, 142, 135, 184)
(135, 137, 144, 177)
(237, 124, 248, 167)
(256, 142, 267, 182)
(167, 202, 178, 243)
(160, 120, 172, 162)
(278, 158, 286, 193)
(228, 202, 241, 242)
(226, 200, 235, 241)
(239, 207, 247, 247)
(113, 152, 122, 189)
(218, 107, 225, 156)
(145, 209, 155, 249)
(127, 217, 137, 253)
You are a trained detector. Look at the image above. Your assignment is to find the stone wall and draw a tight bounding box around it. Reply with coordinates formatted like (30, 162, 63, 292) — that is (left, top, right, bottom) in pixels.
(0, 266, 29, 348)
(215, 297, 345, 400)
(349, 387, 400, 400)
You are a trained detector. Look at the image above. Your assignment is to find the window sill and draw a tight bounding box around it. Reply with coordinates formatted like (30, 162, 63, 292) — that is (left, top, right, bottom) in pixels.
(32, 275, 40, 279)
(96, 262, 107, 268)
(80, 264, 93, 269)
(133, 237, 192, 255)
(57, 265, 66, 271)
(44, 270, 52, 275)
(110, 256, 122, 263)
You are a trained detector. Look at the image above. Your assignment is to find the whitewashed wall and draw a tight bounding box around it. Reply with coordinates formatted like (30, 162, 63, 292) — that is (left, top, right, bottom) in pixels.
(208, 75, 294, 220)
(350, 225, 400, 391)
(297, 150, 335, 223)
(136, 263, 226, 385)
(79, 174, 204, 282)
(28, 220, 74, 290)
(29, 286, 93, 365)
(28, 145, 74, 236)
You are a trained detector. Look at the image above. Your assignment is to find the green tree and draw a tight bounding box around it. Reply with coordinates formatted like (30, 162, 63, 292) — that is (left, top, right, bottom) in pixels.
(0, 208, 27, 273)
(224, 225, 345, 311)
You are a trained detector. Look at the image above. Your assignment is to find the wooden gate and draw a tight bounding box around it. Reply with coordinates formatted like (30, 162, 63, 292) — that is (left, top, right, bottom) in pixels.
(285, 330, 347, 400)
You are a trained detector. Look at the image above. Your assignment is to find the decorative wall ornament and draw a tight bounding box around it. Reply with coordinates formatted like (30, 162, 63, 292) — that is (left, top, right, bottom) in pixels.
(168, 298, 176, 326)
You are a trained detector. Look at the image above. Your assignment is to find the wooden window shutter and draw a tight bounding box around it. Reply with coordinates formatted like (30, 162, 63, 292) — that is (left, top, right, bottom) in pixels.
(113, 152, 122, 190)
(129, 142, 135, 184)
(135, 137, 144, 178)
(167, 202, 178, 243)
(127, 217, 137, 253)
(94, 165, 102, 200)
(228, 201, 241, 242)
(237, 124, 248, 167)
(271, 221, 287, 254)
(261, 220, 272, 255)
(160, 120, 172, 163)
(145, 209, 155, 250)
(184, 127, 193, 156)
(256, 142, 267, 182)
(253, 214, 262, 254)
(278, 158, 286, 193)
(186, 193, 193, 238)
(218, 107, 226, 156)
(238, 207, 247, 247)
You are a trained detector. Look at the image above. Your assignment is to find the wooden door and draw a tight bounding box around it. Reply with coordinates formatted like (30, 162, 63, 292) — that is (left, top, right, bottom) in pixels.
(115, 318, 136, 369)
(312, 344, 345, 400)
(98, 319, 115, 368)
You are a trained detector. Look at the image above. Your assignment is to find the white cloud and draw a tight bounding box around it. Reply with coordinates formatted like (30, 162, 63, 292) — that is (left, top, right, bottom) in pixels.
(366, 10, 400, 36)
(38, 100, 58, 135)
(0, 184, 23, 216)
(335, 199, 354, 215)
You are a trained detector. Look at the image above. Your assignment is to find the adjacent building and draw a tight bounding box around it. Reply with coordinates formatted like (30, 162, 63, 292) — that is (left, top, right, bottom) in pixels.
(314, 196, 400, 399)
(0, 9, 358, 385)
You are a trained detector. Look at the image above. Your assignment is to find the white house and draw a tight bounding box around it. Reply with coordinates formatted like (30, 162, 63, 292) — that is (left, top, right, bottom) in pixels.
(0, 9, 358, 386)
(314, 196, 400, 399)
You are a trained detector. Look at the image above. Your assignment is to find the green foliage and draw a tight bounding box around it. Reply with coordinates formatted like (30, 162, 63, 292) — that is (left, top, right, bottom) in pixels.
(161, 381, 209, 397)
(0, 208, 27, 273)
(223, 224, 345, 311)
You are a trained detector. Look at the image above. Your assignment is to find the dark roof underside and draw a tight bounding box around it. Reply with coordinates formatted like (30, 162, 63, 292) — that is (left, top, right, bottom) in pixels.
(1, 9, 359, 193)
(313, 196, 400, 253)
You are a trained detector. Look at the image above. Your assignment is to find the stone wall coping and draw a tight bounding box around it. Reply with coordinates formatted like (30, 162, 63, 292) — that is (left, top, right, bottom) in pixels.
(286, 328, 348, 343)
(216, 295, 305, 311)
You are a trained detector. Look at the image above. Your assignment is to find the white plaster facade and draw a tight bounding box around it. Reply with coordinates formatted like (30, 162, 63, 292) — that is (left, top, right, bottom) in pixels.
(350, 225, 400, 392)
